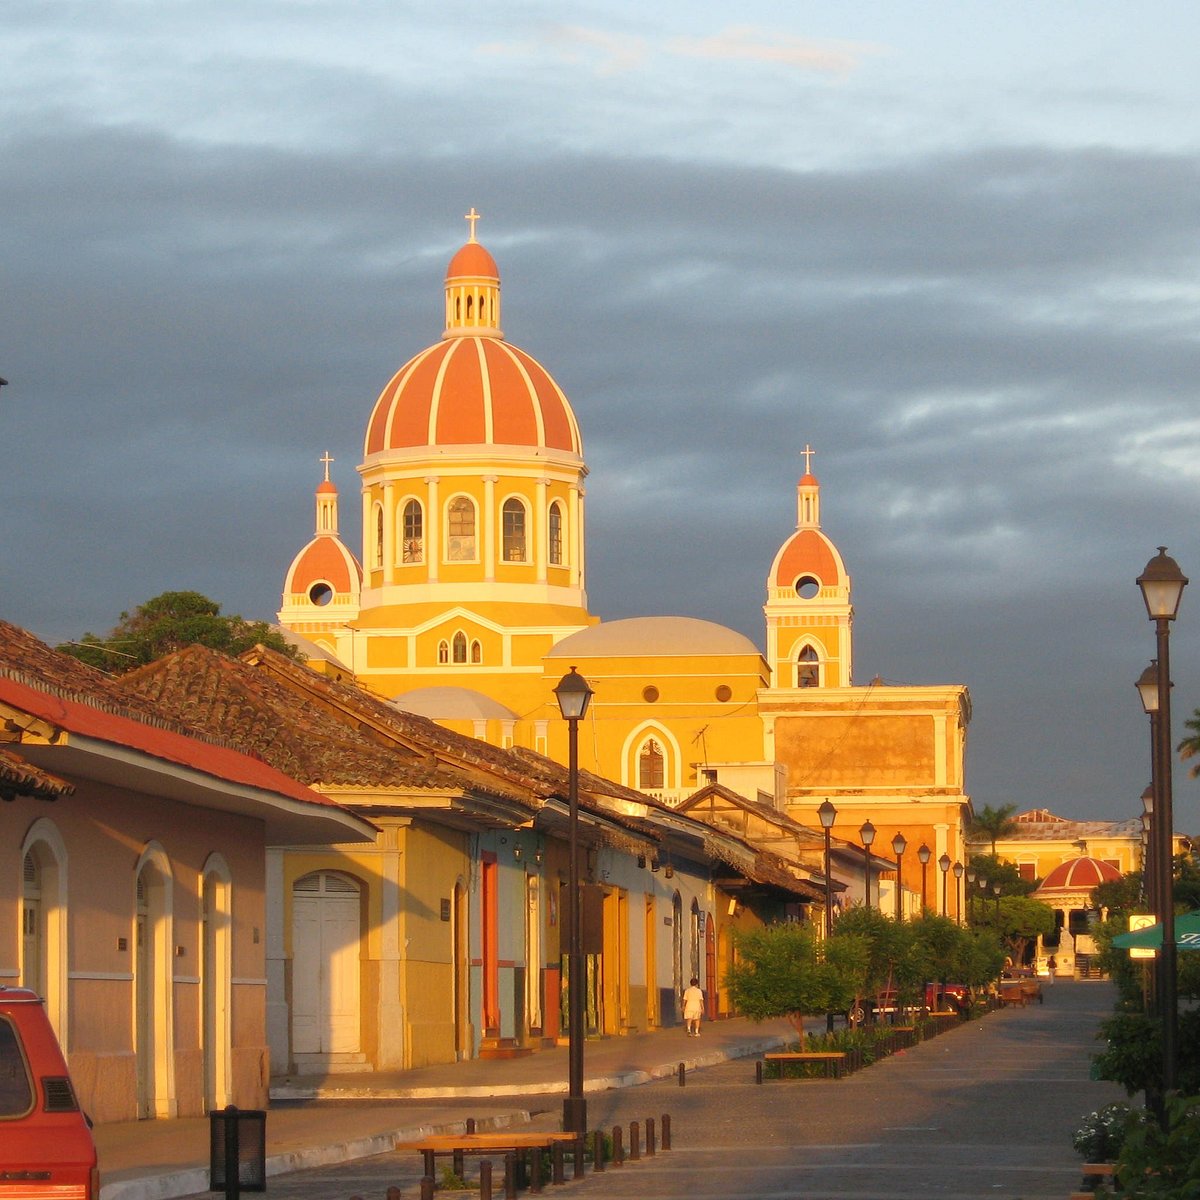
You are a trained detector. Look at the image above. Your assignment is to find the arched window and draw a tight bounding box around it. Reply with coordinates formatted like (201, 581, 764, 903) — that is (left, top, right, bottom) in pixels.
(466, 295, 474, 319)
(471, 640, 482, 664)
(438, 640, 449, 664)
(452, 631, 468, 663)
(374, 504, 384, 568)
(548, 502, 564, 565)
(402, 499, 423, 563)
(502, 498, 527, 562)
(797, 645, 820, 688)
(639, 739, 665, 790)
(447, 496, 476, 561)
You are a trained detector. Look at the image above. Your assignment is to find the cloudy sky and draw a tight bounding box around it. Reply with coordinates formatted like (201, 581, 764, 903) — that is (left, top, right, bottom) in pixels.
(4, 3, 1200, 824)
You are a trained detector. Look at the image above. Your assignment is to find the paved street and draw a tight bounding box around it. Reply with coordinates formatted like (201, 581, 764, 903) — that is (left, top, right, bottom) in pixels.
(192, 981, 1126, 1200)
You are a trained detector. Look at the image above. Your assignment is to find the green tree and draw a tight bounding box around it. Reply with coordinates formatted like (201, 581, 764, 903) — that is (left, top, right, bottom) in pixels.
(58, 591, 301, 673)
(968, 803, 1019, 857)
(724, 923, 868, 1044)
(968, 853, 1039, 897)
(971, 894, 1055, 965)
(830, 906, 920, 1013)
(1178, 710, 1200, 778)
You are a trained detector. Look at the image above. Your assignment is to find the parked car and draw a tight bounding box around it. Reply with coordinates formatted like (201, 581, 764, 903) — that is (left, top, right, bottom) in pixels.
(847, 981, 971, 1024)
(0, 986, 97, 1200)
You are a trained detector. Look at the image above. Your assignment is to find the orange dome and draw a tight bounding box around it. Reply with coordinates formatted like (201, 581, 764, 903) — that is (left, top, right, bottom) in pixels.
(284, 535, 362, 597)
(364, 333, 581, 456)
(1038, 856, 1122, 892)
(773, 529, 843, 589)
(446, 241, 499, 280)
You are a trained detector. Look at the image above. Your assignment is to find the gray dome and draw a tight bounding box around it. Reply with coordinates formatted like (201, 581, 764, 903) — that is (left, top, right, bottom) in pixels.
(547, 616, 760, 658)
(392, 687, 518, 721)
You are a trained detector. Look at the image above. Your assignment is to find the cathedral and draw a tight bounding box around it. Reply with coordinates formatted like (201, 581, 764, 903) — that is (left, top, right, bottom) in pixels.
(278, 213, 973, 914)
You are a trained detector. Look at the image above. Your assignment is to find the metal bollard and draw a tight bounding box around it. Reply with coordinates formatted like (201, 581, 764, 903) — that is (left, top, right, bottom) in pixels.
(453, 1148, 465, 1180)
(552, 1140, 565, 1186)
(611, 1124, 624, 1166)
(661, 1113, 672, 1151)
(646, 1117, 656, 1157)
(420, 1177, 435, 1200)
(386, 1188, 402, 1200)
(629, 1121, 641, 1161)
(480, 1159, 492, 1200)
(756, 1060, 763, 1084)
(678, 1061, 686, 1086)
(504, 1151, 517, 1199)
(592, 1129, 605, 1173)
(466, 1117, 477, 1134)
(573, 1135, 585, 1180)
(529, 1145, 543, 1194)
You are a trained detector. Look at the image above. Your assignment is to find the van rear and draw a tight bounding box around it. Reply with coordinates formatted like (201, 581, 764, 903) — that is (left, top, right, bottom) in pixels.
(0, 988, 98, 1200)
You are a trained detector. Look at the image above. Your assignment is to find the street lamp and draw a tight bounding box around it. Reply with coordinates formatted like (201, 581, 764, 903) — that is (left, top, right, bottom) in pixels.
(1140, 780, 1155, 911)
(819, 799, 837, 1031)
(553, 666, 594, 1133)
(938, 853, 951, 917)
(966, 867, 976, 924)
(992, 881, 1001, 921)
(818, 800, 837, 937)
(1137, 547, 1188, 1099)
(891, 832, 907, 920)
(953, 862, 964, 925)
(860, 820, 876, 909)
(917, 843, 932, 914)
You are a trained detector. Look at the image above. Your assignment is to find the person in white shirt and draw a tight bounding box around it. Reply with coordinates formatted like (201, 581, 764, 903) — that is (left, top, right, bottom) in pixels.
(682, 977, 705, 1036)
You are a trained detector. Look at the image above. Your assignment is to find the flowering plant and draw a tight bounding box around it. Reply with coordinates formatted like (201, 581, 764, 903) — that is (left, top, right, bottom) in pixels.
(1072, 1103, 1135, 1162)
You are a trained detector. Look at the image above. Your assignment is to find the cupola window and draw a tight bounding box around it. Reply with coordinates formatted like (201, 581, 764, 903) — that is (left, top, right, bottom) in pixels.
(502, 498, 527, 562)
(402, 499, 423, 563)
(548, 502, 564, 565)
(471, 639, 482, 664)
(797, 645, 820, 688)
(794, 575, 820, 599)
(374, 504, 384, 568)
(452, 631, 468, 663)
(447, 496, 476, 561)
(438, 640, 449, 664)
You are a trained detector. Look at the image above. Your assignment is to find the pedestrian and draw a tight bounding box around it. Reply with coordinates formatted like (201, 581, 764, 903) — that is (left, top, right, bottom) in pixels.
(682, 977, 705, 1036)
(1046, 955, 1057, 984)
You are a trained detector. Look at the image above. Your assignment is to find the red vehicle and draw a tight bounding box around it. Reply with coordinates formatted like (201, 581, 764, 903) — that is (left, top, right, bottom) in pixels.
(0, 987, 98, 1200)
(848, 982, 972, 1024)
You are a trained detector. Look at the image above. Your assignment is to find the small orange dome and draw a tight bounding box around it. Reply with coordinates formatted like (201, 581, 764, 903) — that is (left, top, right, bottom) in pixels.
(1038, 856, 1122, 892)
(446, 241, 499, 280)
(285, 536, 362, 597)
(774, 529, 842, 589)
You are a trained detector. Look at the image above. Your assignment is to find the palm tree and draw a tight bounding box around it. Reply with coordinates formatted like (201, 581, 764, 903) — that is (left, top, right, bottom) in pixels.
(969, 803, 1020, 858)
(1178, 710, 1200, 777)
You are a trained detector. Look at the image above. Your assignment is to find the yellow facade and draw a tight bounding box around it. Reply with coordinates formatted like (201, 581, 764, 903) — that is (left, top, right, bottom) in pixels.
(278, 219, 974, 904)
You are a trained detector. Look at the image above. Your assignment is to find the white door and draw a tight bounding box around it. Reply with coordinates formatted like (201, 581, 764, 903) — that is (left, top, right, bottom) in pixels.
(292, 874, 361, 1055)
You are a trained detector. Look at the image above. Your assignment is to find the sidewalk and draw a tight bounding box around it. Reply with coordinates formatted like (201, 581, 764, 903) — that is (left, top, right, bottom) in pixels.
(96, 1016, 795, 1200)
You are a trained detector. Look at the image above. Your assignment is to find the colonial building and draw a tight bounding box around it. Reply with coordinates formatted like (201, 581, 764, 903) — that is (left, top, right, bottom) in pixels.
(0, 621, 374, 1120)
(277, 214, 974, 920)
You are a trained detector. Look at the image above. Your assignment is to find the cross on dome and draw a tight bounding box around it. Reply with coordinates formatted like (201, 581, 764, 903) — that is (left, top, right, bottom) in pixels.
(801, 444, 816, 474)
(319, 450, 334, 482)
(464, 207, 481, 243)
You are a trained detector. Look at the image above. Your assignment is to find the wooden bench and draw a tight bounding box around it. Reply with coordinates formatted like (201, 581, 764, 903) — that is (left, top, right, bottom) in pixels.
(1081, 1162, 1115, 1181)
(998, 986, 1026, 1007)
(408, 1131, 582, 1187)
(1021, 980, 1044, 1004)
(758, 1051, 849, 1080)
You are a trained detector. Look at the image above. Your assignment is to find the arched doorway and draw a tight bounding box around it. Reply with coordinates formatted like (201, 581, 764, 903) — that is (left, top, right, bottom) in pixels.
(20, 820, 68, 1044)
(291, 872, 362, 1061)
(671, 891, 684, 1022)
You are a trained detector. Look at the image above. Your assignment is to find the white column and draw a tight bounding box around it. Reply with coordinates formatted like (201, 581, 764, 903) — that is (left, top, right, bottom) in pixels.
(383, 482, 396, 585)
(425, 477, 440, 582)
(536, 478, 549, 582)
(377, 828, 405, 1070)
(482, 476, 497, 579)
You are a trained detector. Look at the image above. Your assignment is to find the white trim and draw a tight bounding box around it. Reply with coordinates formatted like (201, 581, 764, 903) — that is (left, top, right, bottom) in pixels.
(173, 975, 201, 985)
(232, 978, 269, 987)
(69, 971, 135, 981)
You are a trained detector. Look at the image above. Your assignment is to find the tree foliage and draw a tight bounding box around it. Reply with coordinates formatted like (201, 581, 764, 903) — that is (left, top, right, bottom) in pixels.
(969, 894, 1056, 964)
(724, 923, 867, 1043)
(967, 852, 1039, 897)
(58, 591, 301, 672)
(968, 803, 1019, 856)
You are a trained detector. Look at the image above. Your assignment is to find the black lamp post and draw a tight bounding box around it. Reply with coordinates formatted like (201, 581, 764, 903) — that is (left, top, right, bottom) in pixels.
(818, 800, 837, 937)
(918, 843, 931, 913)
(819, 799, 837, 1030)
(1140, 784, 1154, 908)
(860, 820, 876, 909)
(554, 666, 594, 1133)
(953, 861, 964, 926)
(938, 853, 951, 917)
(1137, 547, 1188, 1100)
(891, 832, 907, 920)
(966, 867, 976, 924)
(992, 881, 1001, 921)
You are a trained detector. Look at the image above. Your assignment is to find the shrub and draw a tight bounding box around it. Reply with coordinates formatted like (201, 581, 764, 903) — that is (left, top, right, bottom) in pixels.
(1072, 1103, 1137, 1162)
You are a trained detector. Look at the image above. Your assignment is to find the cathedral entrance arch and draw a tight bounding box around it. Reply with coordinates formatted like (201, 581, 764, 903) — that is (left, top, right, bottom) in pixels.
(291, 872, 362, 1061)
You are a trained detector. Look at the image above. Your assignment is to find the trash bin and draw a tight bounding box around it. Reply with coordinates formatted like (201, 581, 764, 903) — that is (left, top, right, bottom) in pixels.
(209, 1105, 266, 1198)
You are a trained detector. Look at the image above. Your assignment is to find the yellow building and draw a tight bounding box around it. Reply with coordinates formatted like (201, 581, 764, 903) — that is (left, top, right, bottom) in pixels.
(278, 215, 974, 916)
